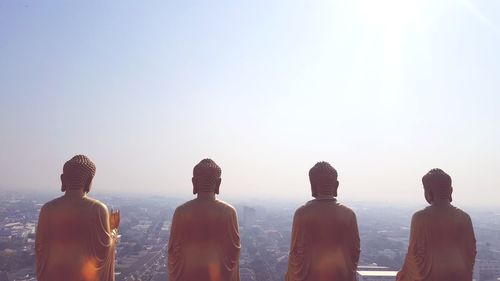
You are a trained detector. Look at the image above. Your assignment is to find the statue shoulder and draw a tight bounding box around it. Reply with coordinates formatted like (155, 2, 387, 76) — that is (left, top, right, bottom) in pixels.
(39, 200, 55, 215)
(174, 199, 197, 213)
(451, 205, 473, 221)
(293, 201, 318, 218)
(335, 202, 356, 216)
(411, 208, 431, 224)
(41, 198, 56, 210)
(215, 199, 237, 214)
(85, 197, 109, 214)
(40, 196, 66, 211)
(294, 202, 310, 216)
(294, 199, 331, 213)
(450, 205, 469, 214)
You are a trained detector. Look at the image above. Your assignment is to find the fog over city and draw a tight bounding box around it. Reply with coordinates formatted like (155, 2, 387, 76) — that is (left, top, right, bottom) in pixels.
(2, 0, 500, 206)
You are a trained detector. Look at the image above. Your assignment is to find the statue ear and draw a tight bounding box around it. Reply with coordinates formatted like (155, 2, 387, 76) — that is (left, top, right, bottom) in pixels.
(214, 178, 221, 195)
(311, 184, 317, 197)
(449, 186, 453, 202)
(332, 180, 339, 197)
(84, 178, 92, 193)
(424, 188, 433, 204)
(192, 177, 198, 195)
(60, 174, 66, 192)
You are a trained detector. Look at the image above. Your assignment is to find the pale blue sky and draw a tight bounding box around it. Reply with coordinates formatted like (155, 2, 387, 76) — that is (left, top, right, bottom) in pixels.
(1, 0, 499, 205)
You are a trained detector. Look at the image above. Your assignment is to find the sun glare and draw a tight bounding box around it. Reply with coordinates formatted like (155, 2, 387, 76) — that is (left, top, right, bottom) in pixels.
(357, 0, 425, 28)
(352, 0, 428, 98)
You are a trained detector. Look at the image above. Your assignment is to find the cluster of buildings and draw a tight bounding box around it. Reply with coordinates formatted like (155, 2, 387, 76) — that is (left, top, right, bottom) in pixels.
(0, 193, 500, 281)
(109, 197, 174, 281)
(0, 195, 40, 281)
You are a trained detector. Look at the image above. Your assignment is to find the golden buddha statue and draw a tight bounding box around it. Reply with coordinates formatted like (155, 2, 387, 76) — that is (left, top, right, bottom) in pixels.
(285, 162, 360, 281)
(35, 155, 119, 281)
(397, 168, 476, 281)
(168, 159, 240, 281)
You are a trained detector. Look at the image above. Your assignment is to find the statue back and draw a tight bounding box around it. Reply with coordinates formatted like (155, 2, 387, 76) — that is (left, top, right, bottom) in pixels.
(398, 204, 476, 281)
(36, 196, 115, 281)
(286, 199, 360, 281)
(168, 198, 240, 281)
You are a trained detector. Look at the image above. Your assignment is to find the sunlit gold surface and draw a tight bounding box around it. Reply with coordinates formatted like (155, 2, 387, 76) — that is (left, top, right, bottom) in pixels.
(168, 197, 240, 281)
(35, 195, 117, 281)
(285, 199, 360, 281)
(397, 203, 476, 281)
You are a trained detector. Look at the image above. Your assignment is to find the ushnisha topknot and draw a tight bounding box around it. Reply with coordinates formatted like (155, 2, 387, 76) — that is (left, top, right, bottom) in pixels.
(422, 168, 452, 188)
(309, 161, 338, 183)
(309, 161, 338, 196)
(193, 159, 222, 192)
(63, 155, 96, 188)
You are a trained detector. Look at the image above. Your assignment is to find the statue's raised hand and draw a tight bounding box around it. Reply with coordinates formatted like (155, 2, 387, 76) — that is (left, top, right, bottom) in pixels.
(109, 209, 120, 230)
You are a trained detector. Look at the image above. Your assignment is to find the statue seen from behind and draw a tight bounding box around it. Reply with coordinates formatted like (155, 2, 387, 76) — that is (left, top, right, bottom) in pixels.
(35, 155, 119, 281)
(285, 161, 360, 281)
(397, 168, 476, 281)
(168, 158, 240, 281)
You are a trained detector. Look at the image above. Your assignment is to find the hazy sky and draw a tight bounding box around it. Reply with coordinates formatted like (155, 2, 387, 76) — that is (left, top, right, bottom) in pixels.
(1, 0, 499, 206)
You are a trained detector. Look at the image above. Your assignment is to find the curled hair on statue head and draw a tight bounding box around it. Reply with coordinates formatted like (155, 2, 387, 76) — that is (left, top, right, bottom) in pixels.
(61, 155, 96, 193)
(422, 168, 453, 203)
(309, 161, 338, 197)
(192, 159, 222, 194)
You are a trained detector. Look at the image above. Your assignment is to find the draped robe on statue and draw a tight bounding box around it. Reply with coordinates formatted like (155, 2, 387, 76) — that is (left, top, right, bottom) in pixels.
(168, 198, 241, 281)
(36, 196, 116, 281)
(397, 205, 476, 281)
(285, 199, 360, 281)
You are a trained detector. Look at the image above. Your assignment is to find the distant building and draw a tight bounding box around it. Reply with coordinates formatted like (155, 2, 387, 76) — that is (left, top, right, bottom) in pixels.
(0, 271, 9, 281)
(150, 272, 167, 281)
(240, 267, 256, 281)
(242, 206, 256, 227)
(477, 260, 500, 281)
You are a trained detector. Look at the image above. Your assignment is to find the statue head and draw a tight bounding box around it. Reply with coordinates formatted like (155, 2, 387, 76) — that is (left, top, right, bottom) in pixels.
(422, 168, 453, 204)
(192, 159, 222, 195)
(309, 161, 339, 198)
(61, 155, 96, 193)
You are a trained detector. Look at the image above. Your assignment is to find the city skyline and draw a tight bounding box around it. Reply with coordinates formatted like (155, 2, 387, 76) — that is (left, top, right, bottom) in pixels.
(1, 190, 500, 281)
